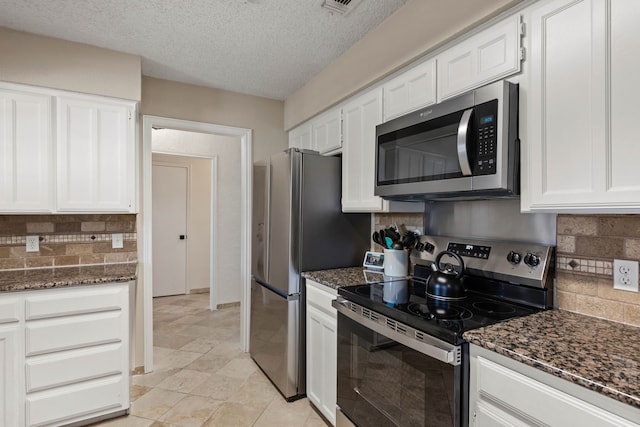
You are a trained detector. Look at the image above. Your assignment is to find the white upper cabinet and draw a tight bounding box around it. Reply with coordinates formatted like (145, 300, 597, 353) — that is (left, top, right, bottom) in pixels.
(342, 89, 384, 212)
(382, 59, 437, 122)
(56, 95, 136, 212)
(0, 88, 52, 213)
(289, 107, 341, 155)
(438, 14, 523, 101)
(342, 88, 423, 213)
(522, 0, 640, 212)
(288, 122, 312, 151)
(312, 108, 342, 154)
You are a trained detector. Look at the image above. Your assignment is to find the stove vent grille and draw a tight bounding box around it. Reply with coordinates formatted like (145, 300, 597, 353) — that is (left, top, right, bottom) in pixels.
(321, 0, 362, 15)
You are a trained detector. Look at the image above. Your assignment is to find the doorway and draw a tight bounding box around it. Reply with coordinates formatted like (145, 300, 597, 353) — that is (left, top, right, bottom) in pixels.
(141, 115, 252, 373)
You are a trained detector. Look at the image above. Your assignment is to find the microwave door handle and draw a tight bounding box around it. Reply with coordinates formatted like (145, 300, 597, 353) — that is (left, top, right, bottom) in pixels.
(457, 108, 474, 176)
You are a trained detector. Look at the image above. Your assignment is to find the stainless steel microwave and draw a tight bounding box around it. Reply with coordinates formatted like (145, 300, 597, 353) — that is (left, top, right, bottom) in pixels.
(375, 80, 519, 200)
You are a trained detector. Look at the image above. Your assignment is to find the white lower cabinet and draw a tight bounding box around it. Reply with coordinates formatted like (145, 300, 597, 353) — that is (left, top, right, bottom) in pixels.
(469, 344, 640, 427)
(0, 322, 23, 427)
(0, 283, 131, 427)
(306, 280, 337, 426)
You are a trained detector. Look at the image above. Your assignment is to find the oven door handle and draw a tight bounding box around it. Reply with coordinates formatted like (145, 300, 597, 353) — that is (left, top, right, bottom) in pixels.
(332, 297, 461, 366)
(457, 108, 474, 176)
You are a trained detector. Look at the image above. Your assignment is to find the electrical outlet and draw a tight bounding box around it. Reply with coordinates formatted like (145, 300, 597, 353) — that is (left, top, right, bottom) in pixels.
(26, 235, 39, 252)
(613, 259, 639, 292)
(112, 233, 124, 249)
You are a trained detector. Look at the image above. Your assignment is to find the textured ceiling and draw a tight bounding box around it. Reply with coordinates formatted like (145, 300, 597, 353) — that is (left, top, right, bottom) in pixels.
(0, 0, 408, 100)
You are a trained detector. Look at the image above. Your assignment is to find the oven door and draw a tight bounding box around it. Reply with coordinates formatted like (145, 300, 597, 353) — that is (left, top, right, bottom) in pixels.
(334, 299, 468, 427)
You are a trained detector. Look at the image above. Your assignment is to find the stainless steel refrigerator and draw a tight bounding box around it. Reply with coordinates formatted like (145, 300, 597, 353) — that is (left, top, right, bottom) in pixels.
(250, 148, 370, 401)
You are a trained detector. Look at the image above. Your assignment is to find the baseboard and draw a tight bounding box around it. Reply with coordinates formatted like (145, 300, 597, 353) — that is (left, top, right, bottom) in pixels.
(190, 288, 210, 294)
(216, 301, 240, 309)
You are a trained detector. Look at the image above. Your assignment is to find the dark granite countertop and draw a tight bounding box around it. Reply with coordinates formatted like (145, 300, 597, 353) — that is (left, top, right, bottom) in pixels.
(464, 309, 640, 410)
(302, 266, 390, 289)
(0, 263, 137, 293)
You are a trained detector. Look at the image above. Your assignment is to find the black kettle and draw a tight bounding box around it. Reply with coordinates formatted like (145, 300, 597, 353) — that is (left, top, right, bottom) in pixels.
(426, 250, 466, 299)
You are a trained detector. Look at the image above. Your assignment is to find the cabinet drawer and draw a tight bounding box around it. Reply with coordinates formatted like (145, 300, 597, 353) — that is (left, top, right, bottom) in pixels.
(26, 311, 124, 356)
(26, 375, 126, 427)
(26, 343, 125, 393)
(306, 280, 337, 317)
(25, 284, 128, 320)
(476, 356, 637, 427)
(0, 297, 21, 324)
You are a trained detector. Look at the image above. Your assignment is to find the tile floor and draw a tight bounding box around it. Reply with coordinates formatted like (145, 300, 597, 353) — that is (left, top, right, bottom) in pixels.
(94, 293, 328, 427)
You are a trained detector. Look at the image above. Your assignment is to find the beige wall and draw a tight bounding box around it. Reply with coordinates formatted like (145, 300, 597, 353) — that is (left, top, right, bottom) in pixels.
(284, 0, 523, 129)
(0, 27, 141, 101)
(152, 153, 212, 293)
(142, 77, 287, 162)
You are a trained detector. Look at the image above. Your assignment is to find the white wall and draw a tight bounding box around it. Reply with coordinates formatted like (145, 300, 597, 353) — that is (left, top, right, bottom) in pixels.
(152, 129, 242, 305)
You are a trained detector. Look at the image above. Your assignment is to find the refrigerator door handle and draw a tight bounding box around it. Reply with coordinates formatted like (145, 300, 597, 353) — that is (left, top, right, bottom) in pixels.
(254, 278, 299, 301)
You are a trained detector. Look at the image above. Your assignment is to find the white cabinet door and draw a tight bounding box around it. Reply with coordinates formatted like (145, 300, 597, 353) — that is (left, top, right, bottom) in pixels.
(306, 281, 337, 426)
(522, 0, 640, 212)
(469, 345, 640, 427)
(312, 108, 342, 154)
(606, 1, 640, 205)
(342, 89, 424, 213)
(306, 304, 337, 425)
(342, 89, 384, 212)
(438, 14, 522, 101)
(56, 96, 136, 212)
(0, 88, 52, 212)
(288, 122, 312, 150)
(383, 59, 437, 122)
(0, 325, 23, 427)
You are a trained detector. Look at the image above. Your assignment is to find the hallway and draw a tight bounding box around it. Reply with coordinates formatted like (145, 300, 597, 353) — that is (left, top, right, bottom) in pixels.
(96, 293, 327, 426)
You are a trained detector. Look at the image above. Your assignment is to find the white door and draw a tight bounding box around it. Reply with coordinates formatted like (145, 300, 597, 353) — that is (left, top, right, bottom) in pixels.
(152, 164, 188, 297)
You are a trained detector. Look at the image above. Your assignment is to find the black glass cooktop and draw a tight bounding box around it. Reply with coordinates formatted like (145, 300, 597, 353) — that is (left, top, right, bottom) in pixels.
(337, 278, 541, 345)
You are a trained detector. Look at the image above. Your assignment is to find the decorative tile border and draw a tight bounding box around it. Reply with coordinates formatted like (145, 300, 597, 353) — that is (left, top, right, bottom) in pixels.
(557, 256, 613, 276)
(0, 233, 137, 246)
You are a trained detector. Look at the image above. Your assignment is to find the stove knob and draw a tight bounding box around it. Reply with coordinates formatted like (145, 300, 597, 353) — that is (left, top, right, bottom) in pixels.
(524, 253, 540, 268)
(507, 250, 522, 265)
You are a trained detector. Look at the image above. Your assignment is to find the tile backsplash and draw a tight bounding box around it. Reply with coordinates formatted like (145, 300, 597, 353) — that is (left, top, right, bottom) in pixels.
(556, 214, 640, 327)
(372, 212, 424, 251)
(0, 214, 137, 270)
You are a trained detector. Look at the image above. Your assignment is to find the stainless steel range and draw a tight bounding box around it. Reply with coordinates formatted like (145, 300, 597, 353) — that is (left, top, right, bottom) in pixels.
(333, 235, 555, 427)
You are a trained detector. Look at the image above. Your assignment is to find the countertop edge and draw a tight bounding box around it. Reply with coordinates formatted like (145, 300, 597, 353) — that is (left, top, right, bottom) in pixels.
(465, 315, 640, 410)
(0, 264, 138, 293)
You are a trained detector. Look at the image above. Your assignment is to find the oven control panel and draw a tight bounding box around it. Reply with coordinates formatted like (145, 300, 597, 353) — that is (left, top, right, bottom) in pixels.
(411, 235, 554, 289)
(447, 242, 491, 259)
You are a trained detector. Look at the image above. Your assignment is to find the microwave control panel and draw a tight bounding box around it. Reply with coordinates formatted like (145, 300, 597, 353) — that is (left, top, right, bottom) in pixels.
(474, 99, 498, 175)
